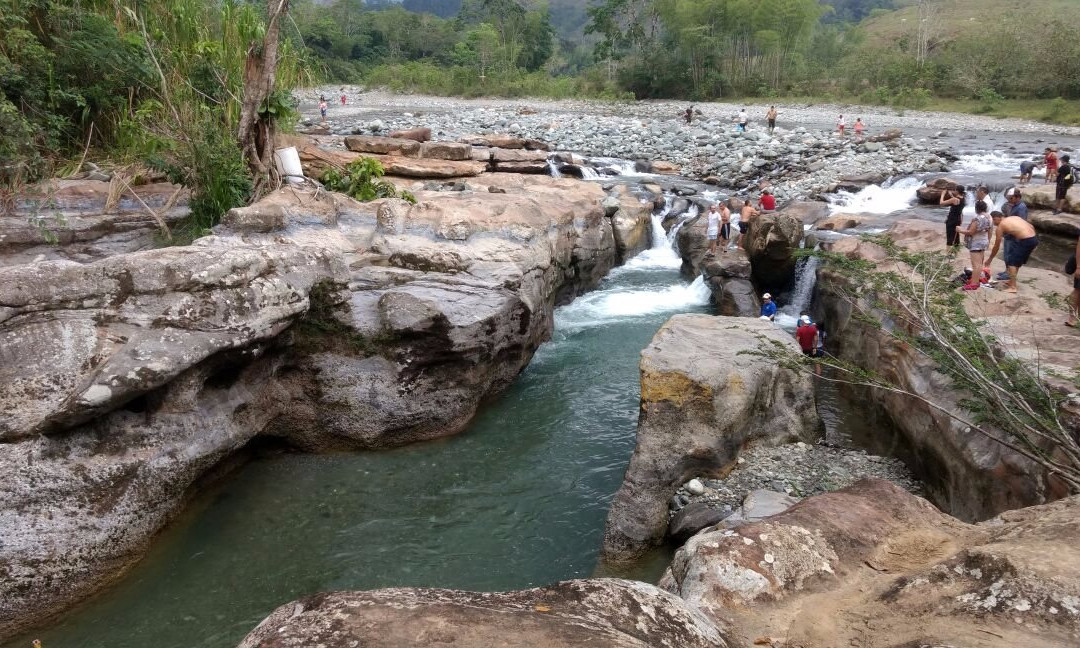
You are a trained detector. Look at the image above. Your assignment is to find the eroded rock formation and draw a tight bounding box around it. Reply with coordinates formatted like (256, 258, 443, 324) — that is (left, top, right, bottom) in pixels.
(238, 580, 730, 648)
(602, 315, 819, 562)
(0, 169, 645, 639)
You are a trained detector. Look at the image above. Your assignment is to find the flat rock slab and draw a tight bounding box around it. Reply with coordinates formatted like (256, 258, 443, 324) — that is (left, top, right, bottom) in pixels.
(344, 134, 421, 157)
(239, 580, 731, 648)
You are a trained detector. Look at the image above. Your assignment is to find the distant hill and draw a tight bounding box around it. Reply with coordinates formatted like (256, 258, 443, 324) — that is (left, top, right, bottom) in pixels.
(860, 0, 1079, 41)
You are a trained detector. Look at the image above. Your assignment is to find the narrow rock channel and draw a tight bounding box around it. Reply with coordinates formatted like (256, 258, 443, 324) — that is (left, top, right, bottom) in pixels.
(6, 198, 711, 648)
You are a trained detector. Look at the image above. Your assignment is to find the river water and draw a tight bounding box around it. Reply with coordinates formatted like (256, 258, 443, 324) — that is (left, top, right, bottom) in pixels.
(10, 210, 711, 648)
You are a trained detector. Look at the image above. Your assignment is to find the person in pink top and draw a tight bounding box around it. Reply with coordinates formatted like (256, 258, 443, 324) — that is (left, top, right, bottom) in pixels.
(854, 117, 865, 137)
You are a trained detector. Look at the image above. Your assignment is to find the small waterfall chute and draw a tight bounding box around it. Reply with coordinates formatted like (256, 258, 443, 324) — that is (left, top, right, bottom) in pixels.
(775, 251, 821, 330)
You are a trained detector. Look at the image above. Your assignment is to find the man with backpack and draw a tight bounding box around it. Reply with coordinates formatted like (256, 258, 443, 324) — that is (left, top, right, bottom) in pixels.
(1055, 154, 1074, 215)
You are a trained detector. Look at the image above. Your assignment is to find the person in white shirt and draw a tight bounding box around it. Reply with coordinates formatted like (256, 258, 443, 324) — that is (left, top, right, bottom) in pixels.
(737, 109, 748, 132)
(837, 114, 846, 136)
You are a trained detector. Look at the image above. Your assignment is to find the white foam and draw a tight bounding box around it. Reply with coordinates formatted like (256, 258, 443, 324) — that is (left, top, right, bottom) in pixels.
(827, 177, 921, 215)
(580, 166, 600, 180)
(555, 276, 711, 330)
(953, 151, 1020, 174)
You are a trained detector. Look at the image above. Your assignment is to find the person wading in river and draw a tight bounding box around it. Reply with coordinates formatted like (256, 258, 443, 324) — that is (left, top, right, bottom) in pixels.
(987, 211, 1039, 294)
(940, 184, 966, 247)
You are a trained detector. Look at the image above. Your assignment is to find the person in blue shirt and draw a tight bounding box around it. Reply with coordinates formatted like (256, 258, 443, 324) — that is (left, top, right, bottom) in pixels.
(760, 293, 777, 320)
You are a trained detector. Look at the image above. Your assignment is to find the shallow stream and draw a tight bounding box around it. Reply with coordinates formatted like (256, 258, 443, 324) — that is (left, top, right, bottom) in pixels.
(9, 213, 711, 648)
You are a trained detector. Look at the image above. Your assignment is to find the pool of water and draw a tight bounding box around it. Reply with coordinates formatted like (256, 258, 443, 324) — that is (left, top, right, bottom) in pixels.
(10, 216, 711, 648)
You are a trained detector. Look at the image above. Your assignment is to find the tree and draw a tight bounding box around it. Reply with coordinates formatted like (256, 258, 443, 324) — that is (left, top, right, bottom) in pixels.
(237, 0, 291, 195)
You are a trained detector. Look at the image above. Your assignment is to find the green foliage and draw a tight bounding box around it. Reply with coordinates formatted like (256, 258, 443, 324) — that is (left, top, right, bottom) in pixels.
(322, 157, 417, 204)
(1043, 97, 1070, 123)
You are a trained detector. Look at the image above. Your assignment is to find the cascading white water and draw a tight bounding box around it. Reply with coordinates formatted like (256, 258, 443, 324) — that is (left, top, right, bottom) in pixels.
(580, 166, 600, 180)
(547, 159, 563, 178)
(556, 193, 710, 331)
(827, 176, 922, 215)
(953, 151, 1021, 174)
(775, 253, 821, 330)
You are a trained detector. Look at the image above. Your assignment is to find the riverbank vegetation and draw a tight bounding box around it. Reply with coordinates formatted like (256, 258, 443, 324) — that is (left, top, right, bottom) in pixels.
(292, 0, 1080, 124)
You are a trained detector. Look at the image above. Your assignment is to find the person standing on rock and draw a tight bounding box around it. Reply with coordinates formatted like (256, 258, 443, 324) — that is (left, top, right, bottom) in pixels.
(1054, 154, 1074, 215)
(1045, 147, 1059, 184)
(737, 109, 749, 133)
(760, 293, 777, 320)
(796, 315, 821, 357)
(684, 106, 694, 125)
(706, 204, 721, 255)
(961, 201, 993, 292)
(319, 96, 328, 123)
(837, 114, 846, 137)
(759, 188, 776, 212)
(340, 91, 347, 105)
(738, 199, 757, 250)
(854, 118, 865, 138)
(1066, 236, 1080, 328)
(987, 211, 1039, 294)
(975, 185, 994, 214)
(766, 106, 778, 134)
(1003, 187, 1028, 220)
(940, 184, 966, 247)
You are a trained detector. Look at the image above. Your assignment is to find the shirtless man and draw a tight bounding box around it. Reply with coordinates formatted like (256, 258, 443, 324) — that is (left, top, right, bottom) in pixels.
(719, 202, 732, 251)
(987, 211, 1039, 293)
(738, 199, 758, 250)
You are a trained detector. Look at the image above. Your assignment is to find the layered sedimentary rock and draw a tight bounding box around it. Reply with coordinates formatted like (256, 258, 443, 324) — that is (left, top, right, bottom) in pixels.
(816, 219, 1078, 520)
(662, 479, 1080, 647)
(0, 172, 629, 639)
(602, 315, 818, 561)
(746, 209, 804, 294)
(674, 216, 759, 316)
(239, 580, 730, 648)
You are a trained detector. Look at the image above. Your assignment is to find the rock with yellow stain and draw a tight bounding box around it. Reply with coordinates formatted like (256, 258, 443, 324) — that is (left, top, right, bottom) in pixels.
(602, 314, 818, 562)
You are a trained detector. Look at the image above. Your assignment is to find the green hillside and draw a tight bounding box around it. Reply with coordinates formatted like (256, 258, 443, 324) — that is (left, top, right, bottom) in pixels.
(861, 0, 1080, 41)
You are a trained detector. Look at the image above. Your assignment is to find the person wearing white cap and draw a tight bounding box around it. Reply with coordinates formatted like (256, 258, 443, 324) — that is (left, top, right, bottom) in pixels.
(795, 315, 821, 357)
(760, 293, 777, 320)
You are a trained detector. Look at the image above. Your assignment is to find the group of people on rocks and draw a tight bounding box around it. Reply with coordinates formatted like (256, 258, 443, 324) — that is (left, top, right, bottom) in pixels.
(759, 294, 826, 359)
(1017, 149, 1074, 215)
(940, 184, 1039, 294)
(703, 106, 866, 137)
(704, 189, 775, 254)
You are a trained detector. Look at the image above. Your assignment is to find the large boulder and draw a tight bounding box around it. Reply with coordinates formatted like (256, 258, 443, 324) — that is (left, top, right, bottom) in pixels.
(419, 141, 472, 161)
(344, 134, 420, 157)
(460, 134, 551, 151)
(239, 580, 730, 648)
(491, 148, 550, 163)
(387, 127, 432, 142)
(662, 479, 1080, 647)
(702, 252, 759, 317)
(916, 176, 960, 204)
(777, 200, 829, 226)
(602, 315, 819, 561)
(1020, 183, 1080, 214)
(608, 190, 653, 262)
(746, 209, 804, 294)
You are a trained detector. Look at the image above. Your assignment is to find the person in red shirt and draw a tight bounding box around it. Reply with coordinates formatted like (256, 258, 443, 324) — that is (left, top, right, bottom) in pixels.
(758, 188, 776, 212)
(1045, 147, 1059, 184)
(796, 315, 821, 357)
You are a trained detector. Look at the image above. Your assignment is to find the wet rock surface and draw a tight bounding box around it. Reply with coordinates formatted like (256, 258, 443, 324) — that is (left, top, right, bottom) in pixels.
(239, 579, 731, 648)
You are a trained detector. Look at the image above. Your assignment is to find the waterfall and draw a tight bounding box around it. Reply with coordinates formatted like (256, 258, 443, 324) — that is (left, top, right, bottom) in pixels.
(776, 253, 821, 330)
(580, 166, 600, 180)
(547, 157, 563, 178)
(669, 204, 698, 254)
(826, 176, 921, 215)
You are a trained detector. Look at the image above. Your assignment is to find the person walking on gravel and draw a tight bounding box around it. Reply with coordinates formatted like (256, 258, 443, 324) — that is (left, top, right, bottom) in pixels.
(766, 106, 777, 134)
(837, 114, 846, 137)
(940, 184, 966, 247)
(854, 117, 865, 137)
(1054, 154, 1074, 215)
(318, 96, 328, 123)
(987, 211, 1039, 293)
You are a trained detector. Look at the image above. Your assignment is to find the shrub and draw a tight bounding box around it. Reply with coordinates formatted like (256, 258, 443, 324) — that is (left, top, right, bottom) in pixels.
(322, 157, 417, 204)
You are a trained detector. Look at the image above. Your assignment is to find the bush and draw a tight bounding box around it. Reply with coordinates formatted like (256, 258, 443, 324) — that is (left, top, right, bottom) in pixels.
(1043, 97, 1070, 123)
(322, 157, 416, 204)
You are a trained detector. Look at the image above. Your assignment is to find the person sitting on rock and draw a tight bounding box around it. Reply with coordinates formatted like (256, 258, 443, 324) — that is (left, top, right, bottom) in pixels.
(760, 293, 777, 320)
(796, 315, 821, 357)
(987, 211, 1039, 294)
(684, 106, 694, 124)
(759, 188, 776, 212)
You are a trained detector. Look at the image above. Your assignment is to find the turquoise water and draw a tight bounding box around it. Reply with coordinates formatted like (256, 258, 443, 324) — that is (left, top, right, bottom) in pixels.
(11, 221, 711, 648)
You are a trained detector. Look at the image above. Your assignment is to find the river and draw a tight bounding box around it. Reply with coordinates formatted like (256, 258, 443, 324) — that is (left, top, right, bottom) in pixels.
(8, 207, 711, 648)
